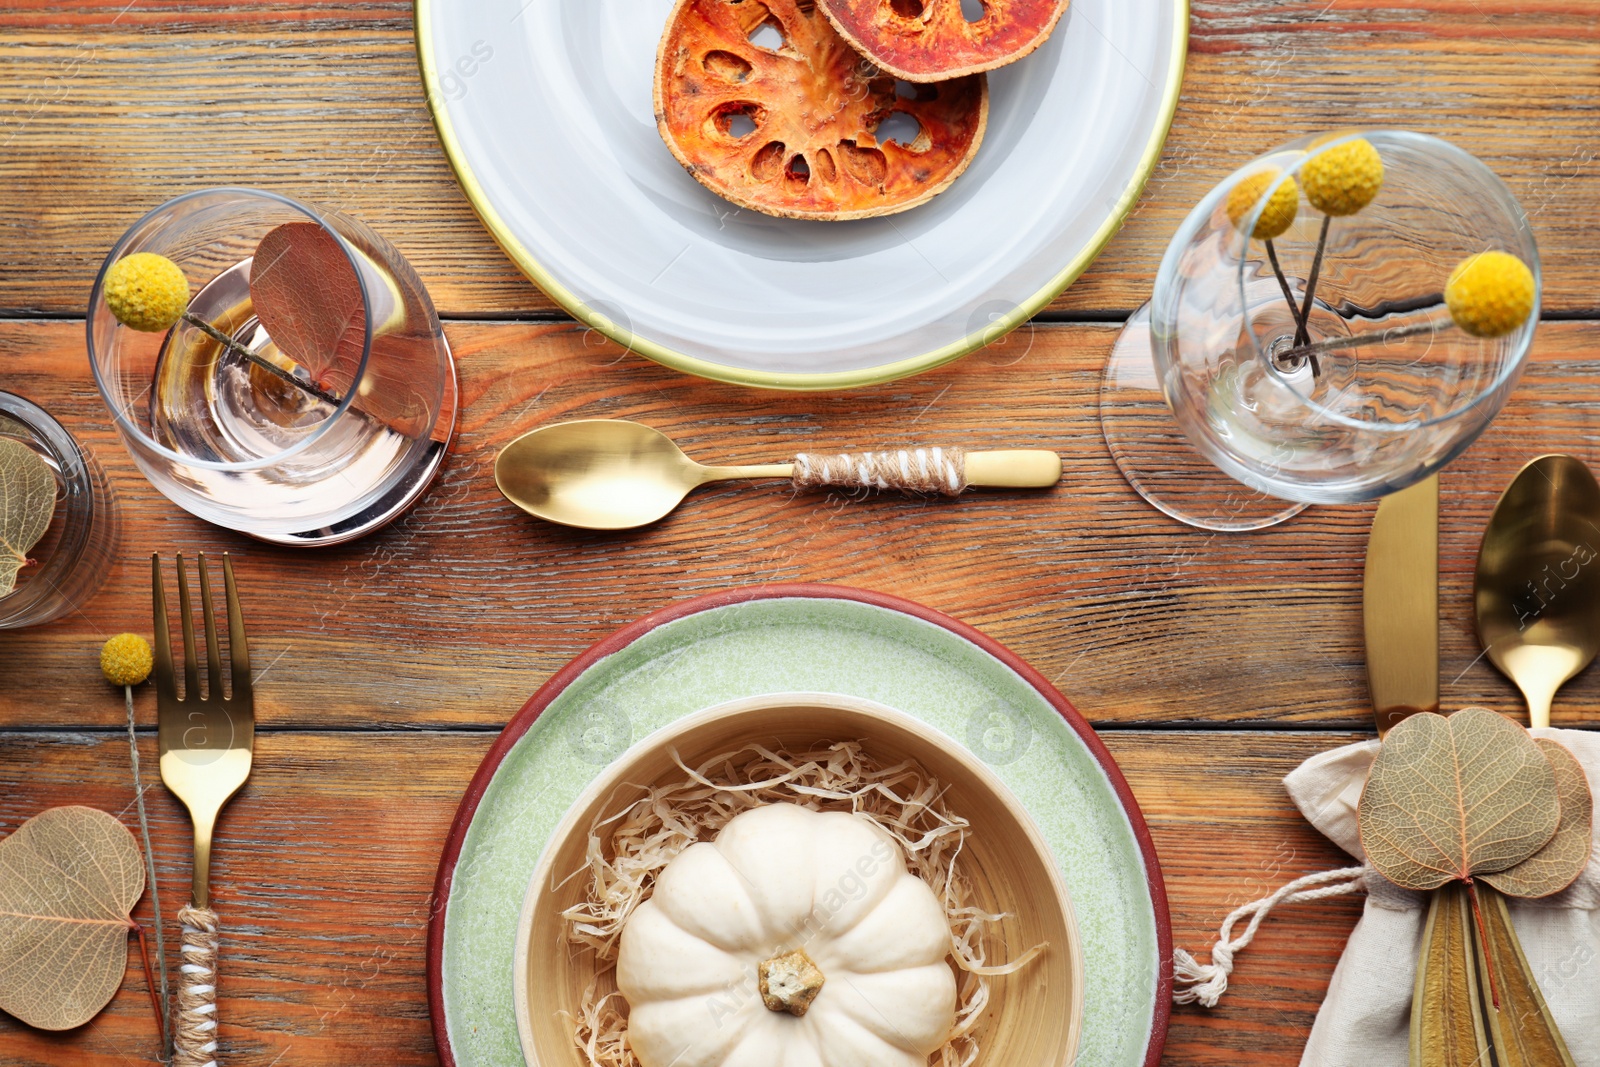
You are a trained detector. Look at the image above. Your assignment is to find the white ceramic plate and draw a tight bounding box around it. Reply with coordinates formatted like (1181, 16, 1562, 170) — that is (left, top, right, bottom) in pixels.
(415, 0, 1187, 389)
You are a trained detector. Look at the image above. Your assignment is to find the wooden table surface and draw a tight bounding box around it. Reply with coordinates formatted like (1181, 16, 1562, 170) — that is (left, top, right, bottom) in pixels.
(3, 2, 1599, 1065)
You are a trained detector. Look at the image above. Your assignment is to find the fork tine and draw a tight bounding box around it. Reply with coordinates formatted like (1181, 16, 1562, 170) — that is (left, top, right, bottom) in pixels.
(197, 553, 224, 701)
(224, 554, 250, 701)
(151, 554, 176, 701)
(175, 552, 200, 701)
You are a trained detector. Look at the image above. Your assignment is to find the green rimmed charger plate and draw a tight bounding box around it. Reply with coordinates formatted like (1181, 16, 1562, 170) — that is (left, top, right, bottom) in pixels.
(427, 585, 1171, 1067)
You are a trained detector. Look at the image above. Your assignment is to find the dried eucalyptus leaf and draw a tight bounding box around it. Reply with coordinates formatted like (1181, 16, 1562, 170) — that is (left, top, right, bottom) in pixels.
(1359, 707, 1559, 891)
(1484, 739, 1594, 898)
(1474, 883, 1578, 1067)
(1411, 883, 1488, 1067)
(0, 807, 144, 1030)
(0, 436, 56, 596)
(250, 222, 430, 436)
(250, 221, 366, 388)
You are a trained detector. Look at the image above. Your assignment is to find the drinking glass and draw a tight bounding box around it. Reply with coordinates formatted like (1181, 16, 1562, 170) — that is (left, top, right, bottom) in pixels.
(0, 393, 118, 629)
(88, 189, 458, 545)
(1100, 131, 1538, 531)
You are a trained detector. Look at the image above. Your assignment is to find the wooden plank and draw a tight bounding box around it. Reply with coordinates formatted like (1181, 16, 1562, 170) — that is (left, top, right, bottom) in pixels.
(4, 319, 1600, 731)
(1, 2, 1597, 317)
(0, 729, 1367, 1066)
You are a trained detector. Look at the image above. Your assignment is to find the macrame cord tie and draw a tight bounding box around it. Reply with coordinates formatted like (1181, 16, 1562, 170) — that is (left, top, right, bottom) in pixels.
(1172, 865, 1368, 1007)
(174, 903, 221, 1067)
(792, 448, 967, 496)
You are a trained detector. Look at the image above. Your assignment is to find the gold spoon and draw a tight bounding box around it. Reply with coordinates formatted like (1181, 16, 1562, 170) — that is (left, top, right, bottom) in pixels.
(1474, 454, 1600, 728)
(494, 419, 1062, 530)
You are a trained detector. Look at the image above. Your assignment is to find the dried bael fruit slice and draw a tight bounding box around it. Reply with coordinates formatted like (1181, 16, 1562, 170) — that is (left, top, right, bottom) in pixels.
(818, 0, 1069, 81)
(654, 0, 988, 220)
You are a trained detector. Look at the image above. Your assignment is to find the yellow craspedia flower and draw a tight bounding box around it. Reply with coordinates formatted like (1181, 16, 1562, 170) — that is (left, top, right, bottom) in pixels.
(1446, 251, 1536, 339)
(1301, 134, 1384, 217)
(1225, 168, 1299, 240)
(101, 633, 154, 687)
(103, 253, 189, 332)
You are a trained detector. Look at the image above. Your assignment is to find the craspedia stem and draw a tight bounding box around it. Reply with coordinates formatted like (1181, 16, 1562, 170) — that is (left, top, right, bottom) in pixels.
(1294, 215, 1332, 347)
(125, 684, 171, 1057)
(1265, 240, 1319, 377)
(181, 312, 342, 407)
(1264, 241, 1308, 338)
(1275, 313, 1444, 362)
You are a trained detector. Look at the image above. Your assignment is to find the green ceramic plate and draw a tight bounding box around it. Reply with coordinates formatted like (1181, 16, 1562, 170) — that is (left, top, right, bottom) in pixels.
(427, 585, 1171, 1067)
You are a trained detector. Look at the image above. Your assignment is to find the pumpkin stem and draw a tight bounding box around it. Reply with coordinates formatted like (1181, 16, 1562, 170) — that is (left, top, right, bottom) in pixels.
(758, 947, 826, 1016)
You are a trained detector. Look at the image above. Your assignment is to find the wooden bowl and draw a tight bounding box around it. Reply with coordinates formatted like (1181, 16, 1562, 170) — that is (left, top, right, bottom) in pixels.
(513, 691, 1084, 1067)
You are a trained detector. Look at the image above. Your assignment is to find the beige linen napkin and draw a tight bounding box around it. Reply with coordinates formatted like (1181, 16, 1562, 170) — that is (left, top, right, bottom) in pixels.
(1284, 727, 1600, 1067)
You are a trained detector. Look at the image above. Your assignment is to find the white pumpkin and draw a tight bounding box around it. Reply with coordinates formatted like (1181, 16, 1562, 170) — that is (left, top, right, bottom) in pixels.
(616, 803, 957, 1067)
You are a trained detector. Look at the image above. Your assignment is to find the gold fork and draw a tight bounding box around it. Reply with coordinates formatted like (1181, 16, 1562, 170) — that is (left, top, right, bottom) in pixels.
(153, 552, 255, 1067)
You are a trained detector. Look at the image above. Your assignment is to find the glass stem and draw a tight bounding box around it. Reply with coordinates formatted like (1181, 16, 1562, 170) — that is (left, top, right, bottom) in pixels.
(181, 312, 342, 406)
(1294, 215, 1332, 346)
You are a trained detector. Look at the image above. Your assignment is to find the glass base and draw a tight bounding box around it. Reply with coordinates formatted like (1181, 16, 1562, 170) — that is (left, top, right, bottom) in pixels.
(1099, 302, 1307, 532)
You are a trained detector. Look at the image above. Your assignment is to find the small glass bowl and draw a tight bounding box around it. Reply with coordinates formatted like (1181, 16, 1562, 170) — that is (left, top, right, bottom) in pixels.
(0, 393, 118, 629)
(87, 188, 458, 546)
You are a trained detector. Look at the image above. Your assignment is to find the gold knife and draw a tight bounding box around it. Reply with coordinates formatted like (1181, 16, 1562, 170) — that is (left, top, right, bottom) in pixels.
(1363, 474, 1439, 736)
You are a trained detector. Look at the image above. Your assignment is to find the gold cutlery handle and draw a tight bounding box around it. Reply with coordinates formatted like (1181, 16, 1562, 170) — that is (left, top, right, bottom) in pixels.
(698, 463, 796, 482)
(963, 450, 1063, 488)
(1523, 680, 1557, 732)
(191, 811, 216, 910)
(174, 903, 221, 1067)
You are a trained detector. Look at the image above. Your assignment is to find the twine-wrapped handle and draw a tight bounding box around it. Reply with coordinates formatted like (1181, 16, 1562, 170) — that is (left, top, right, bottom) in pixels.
(791, 448, 968, 496)
(174, 904, 221, 1067)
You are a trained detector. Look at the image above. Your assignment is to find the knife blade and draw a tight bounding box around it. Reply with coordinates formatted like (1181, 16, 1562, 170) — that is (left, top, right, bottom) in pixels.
(1363, 474, 1439, 736)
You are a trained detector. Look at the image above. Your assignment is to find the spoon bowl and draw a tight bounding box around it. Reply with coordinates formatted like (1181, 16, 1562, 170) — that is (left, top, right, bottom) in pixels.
(494, 420, 780, 530)
(1474, 454, 1600, 728)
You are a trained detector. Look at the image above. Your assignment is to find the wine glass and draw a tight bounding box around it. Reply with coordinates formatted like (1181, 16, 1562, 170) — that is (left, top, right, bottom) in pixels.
(88, 189, 458, 546)
(1100, 131, 1539, 531)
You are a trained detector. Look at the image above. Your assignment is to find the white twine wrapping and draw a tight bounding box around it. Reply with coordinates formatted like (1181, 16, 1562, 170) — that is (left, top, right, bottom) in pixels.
(1173, 865, 1369, 1007)
(174, 904, 221, 1067)
(791, 448, 967, 496)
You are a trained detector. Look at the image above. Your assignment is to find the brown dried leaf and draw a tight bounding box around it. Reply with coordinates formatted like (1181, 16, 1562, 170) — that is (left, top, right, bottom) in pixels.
(1411, 883, 1488, 1067)
(0, 807, 144, 1030)
(1359, 707, 1559, 891)
(1474, 883, 1578, 1067)
(249, 221, 366, 391)
(249, 222, 434, 437)
(1483, 739, 1594, 898)
(0, 437, 56, 596)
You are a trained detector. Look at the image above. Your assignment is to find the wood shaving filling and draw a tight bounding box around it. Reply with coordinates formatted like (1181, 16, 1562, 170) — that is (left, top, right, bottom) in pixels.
(560, 740, 1045, 1067)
